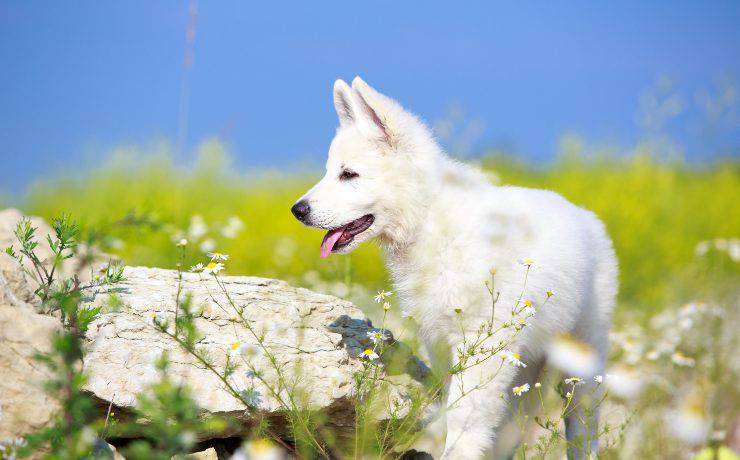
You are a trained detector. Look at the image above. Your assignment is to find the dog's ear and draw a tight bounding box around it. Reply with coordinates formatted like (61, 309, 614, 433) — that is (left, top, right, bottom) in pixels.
(351, 76, 392, 146)
(333, 79, 356, 127)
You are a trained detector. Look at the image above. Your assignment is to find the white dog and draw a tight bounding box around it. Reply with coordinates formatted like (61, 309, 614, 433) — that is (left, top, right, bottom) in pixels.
(292, 77, 617, 459)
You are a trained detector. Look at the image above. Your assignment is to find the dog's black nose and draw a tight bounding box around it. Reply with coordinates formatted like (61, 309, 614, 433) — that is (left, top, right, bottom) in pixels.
(291, 200, 311, 222)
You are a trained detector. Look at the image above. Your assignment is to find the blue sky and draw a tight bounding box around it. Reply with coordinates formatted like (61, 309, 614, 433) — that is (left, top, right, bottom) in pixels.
(1, 1, 739, 192)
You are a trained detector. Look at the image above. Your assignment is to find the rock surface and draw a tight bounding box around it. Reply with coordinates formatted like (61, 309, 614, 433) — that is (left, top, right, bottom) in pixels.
(0, 253, 61, 441)
(0, 209, 428, 446)
(81, 266, 426, 438)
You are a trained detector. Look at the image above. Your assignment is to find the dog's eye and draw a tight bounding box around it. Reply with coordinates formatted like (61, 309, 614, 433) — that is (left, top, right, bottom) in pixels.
(339, 169, 359, 181)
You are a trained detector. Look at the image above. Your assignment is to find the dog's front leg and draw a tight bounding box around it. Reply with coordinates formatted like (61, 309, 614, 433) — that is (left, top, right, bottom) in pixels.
(440, 343, 519, 459)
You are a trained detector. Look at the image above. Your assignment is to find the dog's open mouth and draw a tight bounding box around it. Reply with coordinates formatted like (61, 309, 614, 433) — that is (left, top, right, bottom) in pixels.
(320, 214, 375, 258)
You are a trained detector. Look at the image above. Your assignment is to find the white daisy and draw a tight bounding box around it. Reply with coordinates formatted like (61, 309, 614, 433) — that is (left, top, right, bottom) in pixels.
(564, 377, 585, 386)
(502, 350, 527, 368)
(207, 252, 230, 261)
(190, 263, 204, 272)
(202, 262, 225, 275)
(231, 341, 263, 359)
(518, 258, 535, 267)
(512, 383, 530, 396)
(594, 375, 604, 384)
(547, 334, 598, 378)
(360, 348, 379, 361)
(367, 330, 389, 344)
(671, 351, 696, 367)
(374, 290, 393, 303)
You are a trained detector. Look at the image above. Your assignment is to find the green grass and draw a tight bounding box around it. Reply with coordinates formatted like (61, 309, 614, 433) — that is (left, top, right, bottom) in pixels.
(21, 141, 739, 315)
(8, 140, 740, 458)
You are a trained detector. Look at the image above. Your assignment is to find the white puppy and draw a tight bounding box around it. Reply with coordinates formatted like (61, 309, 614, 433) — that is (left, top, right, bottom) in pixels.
(292, 77, 617, 459)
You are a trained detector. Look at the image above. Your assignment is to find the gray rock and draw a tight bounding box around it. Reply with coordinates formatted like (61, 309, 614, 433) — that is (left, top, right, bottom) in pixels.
(0, 253, 61, 442)
(0, 209, 428, 444)
(81, 266, 426, 438)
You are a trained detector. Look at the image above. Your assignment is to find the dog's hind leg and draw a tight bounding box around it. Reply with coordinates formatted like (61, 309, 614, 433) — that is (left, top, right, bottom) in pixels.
(440, 339, 529, 460)
(491, 356, 547, 459)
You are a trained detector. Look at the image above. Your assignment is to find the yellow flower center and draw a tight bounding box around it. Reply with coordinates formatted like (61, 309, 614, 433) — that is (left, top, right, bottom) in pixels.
(207, 262, 218, 269)
(231, 342, 240, 350)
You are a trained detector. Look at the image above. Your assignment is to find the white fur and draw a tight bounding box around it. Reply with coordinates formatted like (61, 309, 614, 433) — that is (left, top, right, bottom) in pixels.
(295, 77, 618, 459)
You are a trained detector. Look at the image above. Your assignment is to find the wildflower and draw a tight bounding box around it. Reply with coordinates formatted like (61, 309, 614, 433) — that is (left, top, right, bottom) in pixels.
(502, 350, 527, 368)
(454, 307, 463, 315)
(361, 348, 379, 361)
(199, 238, 216, 253)
(489, 267, 497, 276)
(546, 290, 554, 298)
(521, 299, 536, 317)
(221, 216, 245, 239)
(518, 258, 535, 267)
(240, 388, 263, 408)
(178, 430, 197, 449)
(666, 393, 709, 445)
(564, 377, 585, 386)
(367, 329, 389, 344)
(534, 382, 542, 388)
(671, 351, 696, 367)
(231, 342, 263, 359)
(267, 322, 290, 337)
(233, 438, 282, 460)
(547, 334, 598, 377)
(190, 263, 204, 272)
(605, 367, 643, 399)
(374, 290, 393, 303)
(207, 251, 230, 261)
(566, 391, 572, 398)
(383, 301, 391, 311)
(202, 262, 224, 275)
(188, 215, 208, 239)
(512, 383, 530, 396)
(594, 375, 603, 384)
(176, 238, 188, 247)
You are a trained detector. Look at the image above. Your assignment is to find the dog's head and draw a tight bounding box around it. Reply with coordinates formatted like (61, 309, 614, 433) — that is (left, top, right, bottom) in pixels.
(292, 77, 439, 258)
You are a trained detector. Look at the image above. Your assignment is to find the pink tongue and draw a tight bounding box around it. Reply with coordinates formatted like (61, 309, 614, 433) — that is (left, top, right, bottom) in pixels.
(320, 227, 345, 259)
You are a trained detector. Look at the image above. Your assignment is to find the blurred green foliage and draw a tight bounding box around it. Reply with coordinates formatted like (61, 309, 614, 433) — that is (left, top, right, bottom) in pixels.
(21, 140, 739, 315)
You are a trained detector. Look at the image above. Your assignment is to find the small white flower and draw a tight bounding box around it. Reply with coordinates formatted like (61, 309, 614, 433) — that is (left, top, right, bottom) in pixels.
(383, 301, 391, 311)
(518, 258, 535, 267)
(231, 342, 263, 359)
(188, 215, 208, 240)
(605, 367, 643, 399)
(512, 383, 530, 396)
(360, 348, 379, 361)
(221, 216, 245, 239)
(534, 382, 542, 388)
(671, 351, 696, 367)
(176, 238, 188, 247)
(564, 377, 585, 386)
(367, 330, 389, 344)
(199, 238, 216, 253)
(547, 334, 598, 377)
(202, 262, 225, 275)
(502, 350, 527, 368)
(374, 290, 393, 303)
(594, 375, 603, 384)
(207, 251, 230, 261)
(520, 299, 536, 317)
(190, 263, 204, 272)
